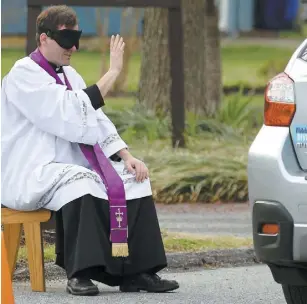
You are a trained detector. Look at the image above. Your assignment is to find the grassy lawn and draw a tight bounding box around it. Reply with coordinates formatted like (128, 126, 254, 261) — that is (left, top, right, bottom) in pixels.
(221, 45, 292, 87)
(105, 96, 136, 111)
(1, 45, 293, 89)
(17, 232, 253, 264)
(102, 93, 264, 112)
(162, 231, 253, 252)
(279, 24, 307, 39)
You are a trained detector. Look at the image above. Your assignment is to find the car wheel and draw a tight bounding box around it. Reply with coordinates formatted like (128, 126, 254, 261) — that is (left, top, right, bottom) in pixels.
(282, 285, 307, 304)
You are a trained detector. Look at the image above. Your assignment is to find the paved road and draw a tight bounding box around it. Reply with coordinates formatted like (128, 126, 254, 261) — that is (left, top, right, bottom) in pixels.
(13, 265, 286, 304)
(156, 203, 252, 237)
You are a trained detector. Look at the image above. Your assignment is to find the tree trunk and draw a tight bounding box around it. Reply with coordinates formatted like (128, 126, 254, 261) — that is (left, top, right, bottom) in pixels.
(139, 0, 221, 116)
(204, 0, 222, 116)
(181, 0, 206, 114)
(138, 8, 171, 115)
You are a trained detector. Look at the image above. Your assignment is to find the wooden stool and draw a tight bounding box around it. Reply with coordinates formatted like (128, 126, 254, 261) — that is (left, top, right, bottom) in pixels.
(1, 208, 52, 292)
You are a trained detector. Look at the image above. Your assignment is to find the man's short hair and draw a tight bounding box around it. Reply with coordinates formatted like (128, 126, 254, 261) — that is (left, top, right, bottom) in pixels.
(36, 5, 78, 46)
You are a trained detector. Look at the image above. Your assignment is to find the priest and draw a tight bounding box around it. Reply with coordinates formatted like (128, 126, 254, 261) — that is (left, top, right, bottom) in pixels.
(1, 5, 179, 296)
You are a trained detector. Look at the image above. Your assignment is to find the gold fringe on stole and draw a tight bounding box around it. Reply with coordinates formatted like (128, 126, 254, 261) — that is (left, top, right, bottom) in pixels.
(112, 243, 129, 257)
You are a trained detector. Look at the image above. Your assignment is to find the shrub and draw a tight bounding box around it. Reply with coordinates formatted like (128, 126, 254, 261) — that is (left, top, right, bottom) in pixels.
(104, 104, 170, 142)
(104, 92, 263, 143)
(132, 136, 250, 203)
(103, 94, 263, 203)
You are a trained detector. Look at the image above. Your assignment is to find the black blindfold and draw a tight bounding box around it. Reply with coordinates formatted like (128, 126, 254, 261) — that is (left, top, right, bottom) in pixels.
(43, 28, 82, 50)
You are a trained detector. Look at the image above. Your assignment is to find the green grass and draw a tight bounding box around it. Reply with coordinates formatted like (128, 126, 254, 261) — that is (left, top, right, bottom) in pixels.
(279, 24, 307, 39)
(18, 244, 56, 263)
(1, 45, 293, 88)
(105, 96, 136, 111)
(162, 232, 253, 252)
(221, 45, 292, 87)
(17, 233, 253, 263)
(103, 94, 264, 112)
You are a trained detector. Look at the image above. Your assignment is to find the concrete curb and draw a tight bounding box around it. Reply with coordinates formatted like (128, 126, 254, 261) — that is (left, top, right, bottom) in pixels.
(13, 247, 260, 282)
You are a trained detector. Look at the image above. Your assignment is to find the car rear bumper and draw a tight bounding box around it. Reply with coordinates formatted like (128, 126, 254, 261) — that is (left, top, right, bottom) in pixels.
(253, 200, 307, 286)
(252, 201, 293, 262)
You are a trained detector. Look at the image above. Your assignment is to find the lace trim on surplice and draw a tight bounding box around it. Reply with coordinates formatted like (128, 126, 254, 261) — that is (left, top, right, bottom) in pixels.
(99, 133, 121, 149)
(36, 166, 102, 209)
(63, 171, 102, 187)
(76, 92, 88, 140)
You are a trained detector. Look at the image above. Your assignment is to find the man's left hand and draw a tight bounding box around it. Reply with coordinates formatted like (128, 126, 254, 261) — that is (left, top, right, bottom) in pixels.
(124, 156, 149, 183)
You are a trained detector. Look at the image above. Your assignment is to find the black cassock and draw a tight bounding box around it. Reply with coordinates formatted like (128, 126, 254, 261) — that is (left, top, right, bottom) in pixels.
(55, 194, 167, 286)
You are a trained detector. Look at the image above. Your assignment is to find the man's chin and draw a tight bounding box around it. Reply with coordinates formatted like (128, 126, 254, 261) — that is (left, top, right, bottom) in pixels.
(62, 58, 71, 66)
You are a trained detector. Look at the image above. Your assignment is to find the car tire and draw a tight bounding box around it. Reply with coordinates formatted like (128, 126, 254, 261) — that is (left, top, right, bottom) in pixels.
(282, 285, 307, 304)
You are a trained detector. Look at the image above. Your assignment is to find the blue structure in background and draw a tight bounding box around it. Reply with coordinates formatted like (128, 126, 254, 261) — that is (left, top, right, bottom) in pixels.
(254, 0, 300, 30)
(218, 0, 300, 35)
(285, 0, 300, 24)
(220, 0, 255, 36)
(1, 0, 300, 36)
(1, 0, 144, 35)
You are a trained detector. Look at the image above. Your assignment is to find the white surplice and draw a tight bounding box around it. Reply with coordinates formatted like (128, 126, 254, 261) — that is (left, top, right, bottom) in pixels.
(1, 57, 152, 211)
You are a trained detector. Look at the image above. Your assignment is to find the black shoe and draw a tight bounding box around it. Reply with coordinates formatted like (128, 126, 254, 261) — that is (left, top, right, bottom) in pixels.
(120, 273, 179, 293)
(66, 277, 99, 296)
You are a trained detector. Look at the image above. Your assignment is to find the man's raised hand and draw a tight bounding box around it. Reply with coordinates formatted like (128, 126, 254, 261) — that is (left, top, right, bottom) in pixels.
(109, 34, 125, 74)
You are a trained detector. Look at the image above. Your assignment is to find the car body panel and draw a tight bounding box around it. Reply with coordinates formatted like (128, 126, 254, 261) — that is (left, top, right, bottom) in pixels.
(285, 39, 307, 170)
(248, 125, 307, 262)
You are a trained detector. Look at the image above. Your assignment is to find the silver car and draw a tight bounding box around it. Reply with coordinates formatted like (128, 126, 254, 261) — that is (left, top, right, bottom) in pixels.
(248, 39, 307, 303)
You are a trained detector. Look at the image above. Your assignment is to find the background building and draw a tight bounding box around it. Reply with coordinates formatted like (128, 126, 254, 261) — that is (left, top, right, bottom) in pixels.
(1, 0, 302, 36)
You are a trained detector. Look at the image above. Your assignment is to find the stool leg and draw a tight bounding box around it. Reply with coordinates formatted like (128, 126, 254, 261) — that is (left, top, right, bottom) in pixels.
(23, 222, 45, 292)
(1, 232, 15, 304)
(3, 224, 22, 277)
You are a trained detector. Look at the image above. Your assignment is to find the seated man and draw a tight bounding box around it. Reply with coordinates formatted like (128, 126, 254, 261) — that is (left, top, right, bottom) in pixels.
(1, 5, 179, 296)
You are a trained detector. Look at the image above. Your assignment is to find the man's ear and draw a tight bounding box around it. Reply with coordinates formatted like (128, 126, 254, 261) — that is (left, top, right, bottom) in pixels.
(40, 33, 48, 45)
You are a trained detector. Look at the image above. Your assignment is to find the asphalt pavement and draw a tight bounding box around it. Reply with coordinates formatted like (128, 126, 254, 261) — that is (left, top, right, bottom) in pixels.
(13, 265, 285, 304)
(156, 203, 252, 237)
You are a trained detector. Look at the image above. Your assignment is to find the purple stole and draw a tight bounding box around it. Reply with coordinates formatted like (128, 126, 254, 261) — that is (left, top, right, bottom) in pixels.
(30, 48, 129, 257)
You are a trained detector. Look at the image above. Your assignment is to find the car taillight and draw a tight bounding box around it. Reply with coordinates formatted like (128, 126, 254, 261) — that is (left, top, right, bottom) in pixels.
(264, 72, 296, 126)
